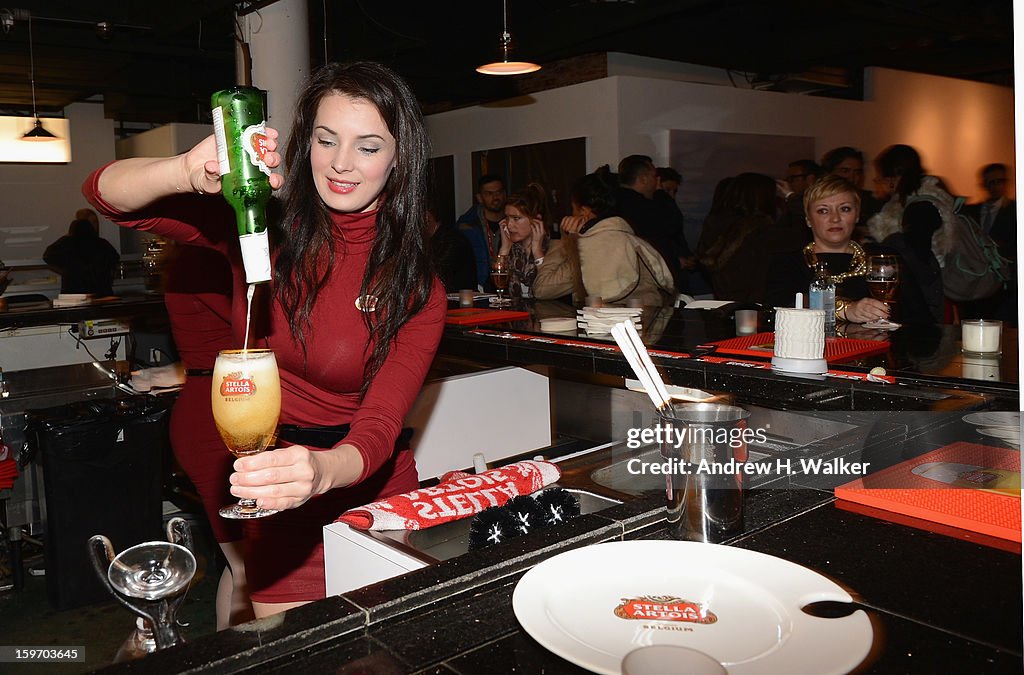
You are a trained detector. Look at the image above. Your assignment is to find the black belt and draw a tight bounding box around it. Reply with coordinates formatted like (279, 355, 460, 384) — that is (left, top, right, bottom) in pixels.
(185, 368, 214, 376)
(277, 424, 414, 449)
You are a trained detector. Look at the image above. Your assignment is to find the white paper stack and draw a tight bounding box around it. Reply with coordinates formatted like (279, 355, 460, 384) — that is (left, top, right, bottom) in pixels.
(51, 293, 93, 308)
(576, 306, 642, 335)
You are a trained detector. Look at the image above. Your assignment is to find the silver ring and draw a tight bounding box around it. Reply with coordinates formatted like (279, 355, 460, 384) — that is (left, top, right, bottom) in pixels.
(196, 188, 204, 195)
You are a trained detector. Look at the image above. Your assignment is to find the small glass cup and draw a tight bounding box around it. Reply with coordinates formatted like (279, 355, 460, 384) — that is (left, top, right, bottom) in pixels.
(961, 319, 1002, 356)
(735, 309, 758, 335)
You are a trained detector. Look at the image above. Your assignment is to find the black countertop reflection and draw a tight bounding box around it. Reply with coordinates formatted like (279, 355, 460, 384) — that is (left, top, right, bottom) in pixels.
(438, 300, 1018, 411)
(100, 486, 1021, 674)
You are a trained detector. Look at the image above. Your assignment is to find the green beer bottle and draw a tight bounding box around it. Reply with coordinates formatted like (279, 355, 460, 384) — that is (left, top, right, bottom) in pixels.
(211, 86, 272, 283)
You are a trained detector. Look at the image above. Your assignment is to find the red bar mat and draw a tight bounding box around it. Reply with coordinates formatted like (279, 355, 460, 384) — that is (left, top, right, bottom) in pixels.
(835, 442, 1021, 543)
(706, 332, 888, 362)
(446, 308, 530, 325)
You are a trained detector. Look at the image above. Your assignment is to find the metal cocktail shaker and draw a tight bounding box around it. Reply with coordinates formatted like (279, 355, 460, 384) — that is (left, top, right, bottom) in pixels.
(660, 403, 750, 543)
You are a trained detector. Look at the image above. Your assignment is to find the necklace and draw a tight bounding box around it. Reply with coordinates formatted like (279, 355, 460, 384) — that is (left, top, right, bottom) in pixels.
(802, 241, 868, 282)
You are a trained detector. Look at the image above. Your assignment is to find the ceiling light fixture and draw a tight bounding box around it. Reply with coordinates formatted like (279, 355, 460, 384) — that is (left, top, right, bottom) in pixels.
(21, 13, 59, 142)
(476, 0, 540, 76)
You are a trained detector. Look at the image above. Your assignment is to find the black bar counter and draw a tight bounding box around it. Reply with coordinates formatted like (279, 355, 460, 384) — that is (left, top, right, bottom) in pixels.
(88, 300, 1020, 673)
(439, 300, 1019, 411)
(98, 458, 1023, 674)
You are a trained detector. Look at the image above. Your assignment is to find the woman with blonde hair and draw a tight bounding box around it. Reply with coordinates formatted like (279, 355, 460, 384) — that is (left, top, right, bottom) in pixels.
(764, 175, 890, 324)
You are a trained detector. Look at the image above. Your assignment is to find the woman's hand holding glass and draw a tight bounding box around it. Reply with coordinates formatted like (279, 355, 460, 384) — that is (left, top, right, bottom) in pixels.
(862, 255, 900, 329)
(229, 442, 364, 513)
(842, 297, 891, 325)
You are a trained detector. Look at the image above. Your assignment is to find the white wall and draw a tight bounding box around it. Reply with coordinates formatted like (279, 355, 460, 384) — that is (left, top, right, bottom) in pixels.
(115, 123, 209, 160)
(866, 68, 1015, 200)
(0, 103, 116, 262)
(427, 62, 1014, 215)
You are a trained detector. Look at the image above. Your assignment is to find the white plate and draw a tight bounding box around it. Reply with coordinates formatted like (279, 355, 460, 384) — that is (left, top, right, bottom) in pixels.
(963, 412, 1021, 428)
(513, 541, 872, 675)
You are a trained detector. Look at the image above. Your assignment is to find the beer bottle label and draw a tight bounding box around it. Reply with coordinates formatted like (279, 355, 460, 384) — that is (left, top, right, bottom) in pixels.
(211, 106, 232, 176)
(239, 230, 272, 284)
(241, 123, 272, 177)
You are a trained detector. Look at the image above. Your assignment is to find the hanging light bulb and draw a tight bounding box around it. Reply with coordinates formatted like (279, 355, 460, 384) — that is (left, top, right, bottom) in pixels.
(476, 0, 541, 76)
(21, 13, 59, 142)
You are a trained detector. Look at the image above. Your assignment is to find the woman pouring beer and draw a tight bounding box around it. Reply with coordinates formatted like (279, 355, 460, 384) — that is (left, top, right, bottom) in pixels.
(83, 62, 446, 618)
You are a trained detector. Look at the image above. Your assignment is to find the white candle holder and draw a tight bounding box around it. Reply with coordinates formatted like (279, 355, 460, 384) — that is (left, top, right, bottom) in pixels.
(961, 319, 1002, 356)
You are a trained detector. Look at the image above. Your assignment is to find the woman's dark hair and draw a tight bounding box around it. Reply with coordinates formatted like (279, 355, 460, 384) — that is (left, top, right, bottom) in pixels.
(570, 165, 617, 219)
(276, 61, 432, 393)
(726, 172, 777, 219)
(505, 182, 552, 234)
(875, 144, 924, 202)
(820, 146, 864, 174)
(901, 199, 942, 255)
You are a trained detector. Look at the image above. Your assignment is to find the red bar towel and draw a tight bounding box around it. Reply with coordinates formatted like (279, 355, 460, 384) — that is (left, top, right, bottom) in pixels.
(336, 460, 561, 531)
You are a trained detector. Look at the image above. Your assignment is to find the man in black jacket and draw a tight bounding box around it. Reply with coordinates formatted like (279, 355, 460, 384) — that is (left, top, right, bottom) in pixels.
(615, 155, 683, 293)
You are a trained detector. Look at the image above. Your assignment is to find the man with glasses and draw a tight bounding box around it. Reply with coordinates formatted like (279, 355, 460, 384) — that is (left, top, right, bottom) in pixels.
(456, 174, 508, 289)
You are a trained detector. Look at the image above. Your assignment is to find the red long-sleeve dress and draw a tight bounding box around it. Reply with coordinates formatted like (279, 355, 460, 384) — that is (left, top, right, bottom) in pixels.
(162, 243, 239, 544)
(84, 167, 446, 602)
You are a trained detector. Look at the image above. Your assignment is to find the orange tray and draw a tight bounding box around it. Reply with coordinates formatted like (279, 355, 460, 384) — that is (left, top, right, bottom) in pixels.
(835, 442, 1021, 543)
(706, 332, 888, 362)
(446, 308, 530, 325)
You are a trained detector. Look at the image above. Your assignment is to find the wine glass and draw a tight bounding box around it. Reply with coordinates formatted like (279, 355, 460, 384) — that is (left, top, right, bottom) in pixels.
(88, 518, 198, 654)
(864, 255, 899, 329)
(212, 348, 282, 518)
(490, 255, 511, 307)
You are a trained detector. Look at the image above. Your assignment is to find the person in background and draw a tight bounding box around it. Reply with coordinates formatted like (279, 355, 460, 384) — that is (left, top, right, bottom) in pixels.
(161, 242, 252, 628)
(656, 166, 681, 200)
(426, 201, 477, 292)
(961, 163, 1017, 324)
(616, 154, 683, 293)
(43, 218, 120, 296)
(456, 174, 507, 289)
(497, 182, 552, 299)
(878, 199, 945, 324)
(533, 166, 674, 307)
(866, 144, 956, 268)
(697, 172, 801, 304)
(820, 146, 882, 234)
(84, 61, 446, 617)
(654, 165, 696, 284)
(777, 159, 823, 234)
(764, 175, 889, 324)
(76, 207, 100, 230)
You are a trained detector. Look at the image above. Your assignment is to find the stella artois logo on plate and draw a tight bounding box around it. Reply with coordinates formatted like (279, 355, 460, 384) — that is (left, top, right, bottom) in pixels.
(613, 595, 717, 624)
(220, 371, 256, 397)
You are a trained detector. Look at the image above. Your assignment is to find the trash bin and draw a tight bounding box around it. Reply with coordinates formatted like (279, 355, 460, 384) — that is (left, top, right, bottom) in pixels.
(24, 396, 170, 609)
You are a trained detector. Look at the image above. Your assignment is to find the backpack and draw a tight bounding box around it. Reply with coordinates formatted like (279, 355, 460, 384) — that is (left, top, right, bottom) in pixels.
(942, 213, 1010, 302)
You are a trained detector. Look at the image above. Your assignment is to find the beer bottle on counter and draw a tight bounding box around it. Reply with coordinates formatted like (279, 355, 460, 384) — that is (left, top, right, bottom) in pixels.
(211, 86, 272, 284)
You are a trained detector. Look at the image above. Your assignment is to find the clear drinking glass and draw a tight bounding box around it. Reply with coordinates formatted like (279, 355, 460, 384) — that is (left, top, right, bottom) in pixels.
(490, 255, 511, 307)
(864, 255, 899, 329)
(211, 349, 281, 519)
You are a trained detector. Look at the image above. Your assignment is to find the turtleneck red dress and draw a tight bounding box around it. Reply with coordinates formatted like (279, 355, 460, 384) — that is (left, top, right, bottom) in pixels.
(84, 165, 447, 602)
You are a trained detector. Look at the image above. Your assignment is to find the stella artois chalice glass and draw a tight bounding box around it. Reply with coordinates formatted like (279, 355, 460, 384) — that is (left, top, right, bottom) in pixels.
(212, 349, 281, 519)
